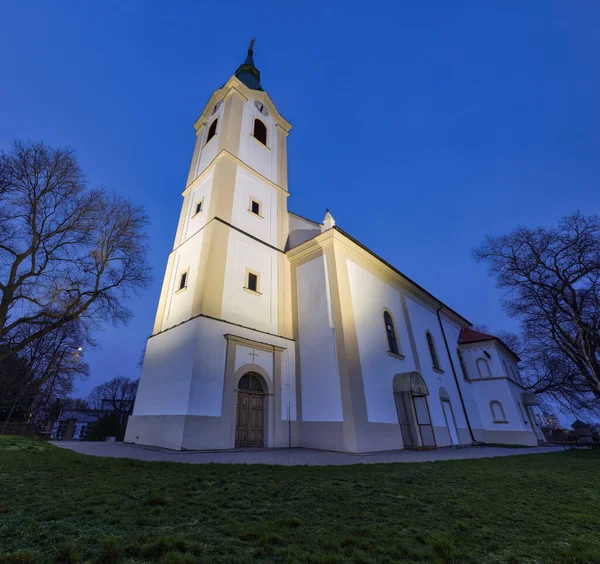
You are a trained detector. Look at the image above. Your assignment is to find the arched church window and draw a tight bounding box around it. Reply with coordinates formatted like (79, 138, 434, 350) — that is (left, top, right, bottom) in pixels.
(206, 119, 218, 144)
(426, 332, 440, 371)
(383, 311, 399, 355)
(476, 358, 492, 378)
(253, 118, 267, 146)
(457, 349, 469, 380)
(238, 373, 264, 392)
(490, 400, 506, 422)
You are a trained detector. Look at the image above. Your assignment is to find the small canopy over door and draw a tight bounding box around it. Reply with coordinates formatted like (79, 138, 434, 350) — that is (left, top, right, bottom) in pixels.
(393, 372, 436, 449)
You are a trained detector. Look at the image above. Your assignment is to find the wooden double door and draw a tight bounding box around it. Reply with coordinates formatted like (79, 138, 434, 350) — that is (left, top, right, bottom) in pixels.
(235, 373, 265, 447)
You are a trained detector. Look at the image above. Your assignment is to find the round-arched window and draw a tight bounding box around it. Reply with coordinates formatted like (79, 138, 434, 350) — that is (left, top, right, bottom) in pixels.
(238, 373, 264, 392)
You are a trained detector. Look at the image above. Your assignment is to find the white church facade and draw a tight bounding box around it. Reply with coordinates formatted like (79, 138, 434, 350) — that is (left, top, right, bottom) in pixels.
(126, 45, 543, 452)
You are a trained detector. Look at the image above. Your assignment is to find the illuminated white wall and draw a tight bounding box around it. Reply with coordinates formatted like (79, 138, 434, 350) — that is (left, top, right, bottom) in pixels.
(404, 296, 454, 433)
(194, 108, 223, 179)
(133, 316, 296, 421)
(181, 172, 213, 242)
(133, 320, 198, 416)
(161, 230, 204, 330)
(296, 255, 343, 422)
(231, 167, 278, 247)
(288, 212, 320, 249)
(346, 259, 417, 424)
(221, 229, 278, 334)
(238, 99, 278, 183)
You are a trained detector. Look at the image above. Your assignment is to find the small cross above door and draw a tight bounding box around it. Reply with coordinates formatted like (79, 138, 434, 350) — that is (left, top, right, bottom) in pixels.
(249, 350, 259, 361)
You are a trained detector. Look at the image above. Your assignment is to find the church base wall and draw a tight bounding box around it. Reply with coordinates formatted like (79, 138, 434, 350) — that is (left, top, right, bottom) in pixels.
(473, 428, 538, 447)
(299, 422, 346, 452)
(125, 415, 186, 451)
(356, 422, 404, 452)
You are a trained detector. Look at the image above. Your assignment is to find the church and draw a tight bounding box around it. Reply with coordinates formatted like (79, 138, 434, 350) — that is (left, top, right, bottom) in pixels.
(126, 44, 543, 452)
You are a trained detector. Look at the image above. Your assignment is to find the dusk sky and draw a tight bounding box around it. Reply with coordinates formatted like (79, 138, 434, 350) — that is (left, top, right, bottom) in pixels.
(2, 1, 599, 398)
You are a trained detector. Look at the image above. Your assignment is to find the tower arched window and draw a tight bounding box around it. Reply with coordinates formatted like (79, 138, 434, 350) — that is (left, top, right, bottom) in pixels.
(383, 311, 399, 355)
(476, 358, 492, 379)
(490, 400, 506, 422)
(206, 119, 218, 144)
(253, 118, 267, 146)
(426, 332, 440, 371)
(457, 348, 469, 380)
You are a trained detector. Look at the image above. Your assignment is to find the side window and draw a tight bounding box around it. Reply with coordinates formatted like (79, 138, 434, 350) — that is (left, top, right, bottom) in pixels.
(476, 358, 491, 378)
(457, 349, 469, 380)
(193, 198, 203, 216)
(502, 359, 509, 376)
(206, 119, 218, 144)
(490, 401, 506, 422)
(245, 269, 260, 294)
(253, 118, 267, 145)
(383, 311, 399, 355)
(249, 197, 262, 217)
(426, 332, 440, 371)
(177, 270, 188, 292)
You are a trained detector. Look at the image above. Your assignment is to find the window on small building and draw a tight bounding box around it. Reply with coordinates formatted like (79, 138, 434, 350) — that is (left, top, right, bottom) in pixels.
(457, 349, 469, 379)
(502, 359, 509, 377)
(249, 197, 262, 217)
(476, 357, 491, 378)
(426, 332, 440, 371)
(79, 425, 87, 438)
(383, 311, 399, 355)
(206, 119, 218, 144)
(490, 400, 506, 422)
(178, 271, 188, 291)
(253, 118, 267, 145)
(246, 271, 259, 293)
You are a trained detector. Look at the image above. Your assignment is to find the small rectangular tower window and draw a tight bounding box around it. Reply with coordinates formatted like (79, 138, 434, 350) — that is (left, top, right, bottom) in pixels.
(249, 197, 262, 217)
(178, 271, 188, 292)
(244, 269, 260, 294)
(193, 199, 203, 216)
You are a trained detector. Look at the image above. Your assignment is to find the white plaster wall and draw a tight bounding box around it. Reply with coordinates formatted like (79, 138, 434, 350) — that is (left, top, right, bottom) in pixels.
(297, 255, 343, 422)
(194, 109, 223, 179)
(438, 318, 471, 431)
(133, 320, 198, 416)
(471, 378, 530, 432)
(287, 213, 320, 249)
(235, 345, 273, 376)
(221, 230, 278, 334)
(238, 99, 278, 183)
(346, 259, 417, 424)
(186, 316, 296, 420)
(182, 172, 213, 242)
(232, 167, 278, 247)
(162, 230, 204, 330)
(404, 297, 455, 432)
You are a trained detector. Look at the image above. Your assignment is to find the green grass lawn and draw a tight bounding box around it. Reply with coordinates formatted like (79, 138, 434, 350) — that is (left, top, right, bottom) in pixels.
(0, 437, 599, 564)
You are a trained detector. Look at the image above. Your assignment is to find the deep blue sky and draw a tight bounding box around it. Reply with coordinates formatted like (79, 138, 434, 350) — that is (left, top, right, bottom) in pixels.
(2, 1, 599, 397)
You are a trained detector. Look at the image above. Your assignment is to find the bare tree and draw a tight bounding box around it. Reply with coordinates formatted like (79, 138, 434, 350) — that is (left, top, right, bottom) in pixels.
(0, 141, 152, 361)
(0, 321, 89, 430)
(474, 212, 600, 414)
(88, 376, 138, 423)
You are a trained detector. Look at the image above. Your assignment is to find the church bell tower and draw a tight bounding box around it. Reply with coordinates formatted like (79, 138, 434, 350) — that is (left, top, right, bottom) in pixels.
(127, 43, 297, 451)
(152, 40, 293, 338)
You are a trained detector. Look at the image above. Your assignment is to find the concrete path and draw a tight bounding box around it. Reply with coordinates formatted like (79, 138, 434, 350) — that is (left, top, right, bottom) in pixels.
(51, 441, 564, 466)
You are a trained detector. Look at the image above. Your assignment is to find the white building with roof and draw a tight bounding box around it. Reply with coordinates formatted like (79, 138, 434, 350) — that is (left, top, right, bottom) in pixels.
(125, 44, 543, 452)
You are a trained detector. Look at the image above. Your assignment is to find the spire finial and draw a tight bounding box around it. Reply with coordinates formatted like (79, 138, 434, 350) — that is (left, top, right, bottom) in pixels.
(235, 40, 262, 90)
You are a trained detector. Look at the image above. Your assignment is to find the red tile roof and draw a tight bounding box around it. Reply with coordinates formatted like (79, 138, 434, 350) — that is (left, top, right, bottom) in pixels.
(458, 328, 521, 361)
(458, 328, 498, 344)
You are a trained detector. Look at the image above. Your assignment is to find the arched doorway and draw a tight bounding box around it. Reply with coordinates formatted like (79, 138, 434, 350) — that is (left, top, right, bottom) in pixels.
(235, 372, 266, 447)
(439, 387, 459, 446)
(393, 372, 436, 449)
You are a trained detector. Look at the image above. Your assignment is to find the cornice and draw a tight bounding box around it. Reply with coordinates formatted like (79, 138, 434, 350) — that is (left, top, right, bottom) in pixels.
(182, 150, 290, 197)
